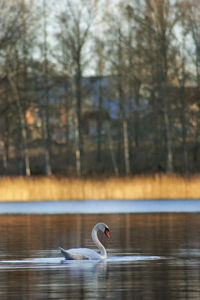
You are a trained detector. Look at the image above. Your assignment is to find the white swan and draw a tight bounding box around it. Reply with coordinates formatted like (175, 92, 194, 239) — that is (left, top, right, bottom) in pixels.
(59, 222, 110, 260)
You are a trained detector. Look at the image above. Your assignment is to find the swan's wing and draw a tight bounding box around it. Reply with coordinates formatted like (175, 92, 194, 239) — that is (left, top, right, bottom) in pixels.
(59, 247, 101, 260)
(59, 247, 76, 260)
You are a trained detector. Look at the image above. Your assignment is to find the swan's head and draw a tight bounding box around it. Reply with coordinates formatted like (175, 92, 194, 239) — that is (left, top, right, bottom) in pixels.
(96, 222, 110, 239)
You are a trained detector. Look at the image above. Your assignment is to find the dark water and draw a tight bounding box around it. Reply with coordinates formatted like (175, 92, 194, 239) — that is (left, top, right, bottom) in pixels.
(0, 213, 200, 299)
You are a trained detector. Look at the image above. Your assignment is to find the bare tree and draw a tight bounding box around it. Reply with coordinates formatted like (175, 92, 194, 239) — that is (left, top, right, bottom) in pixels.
(93, 39, 106, 171)
(1, 0, 39, 176)
(55, 0, 96, 176)
(106, 8, 131, 175)
(180, 0, 200, 169)
(41, 0, 52, 175)
(133, 0, 180, 173)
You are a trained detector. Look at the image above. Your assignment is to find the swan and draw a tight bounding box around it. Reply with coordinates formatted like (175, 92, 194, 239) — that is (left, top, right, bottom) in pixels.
(59, 222, 110, 260)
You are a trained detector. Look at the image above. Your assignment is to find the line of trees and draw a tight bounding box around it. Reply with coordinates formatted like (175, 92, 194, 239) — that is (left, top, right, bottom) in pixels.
(0, 0, 200, 176)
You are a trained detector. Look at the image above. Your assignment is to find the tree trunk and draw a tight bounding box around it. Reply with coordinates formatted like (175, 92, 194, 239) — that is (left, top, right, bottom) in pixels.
(74, 114, 81, 177)
(161, 82, 173, 173)
(107, 124, 119, 176)
(75, 64, 84, 176)
(97, 77, 103, 171)
(43, 85, 52, 176)
(123, 119, 130, 175)
(42, 0, 52, 176)
(2, 115, 9, 174)
(179, 80, 188, 172)
(42, 110, 52, 176)
(7, 72, 31, 176)
(64, 83, 70, 163)
(118, 74, 131, 175)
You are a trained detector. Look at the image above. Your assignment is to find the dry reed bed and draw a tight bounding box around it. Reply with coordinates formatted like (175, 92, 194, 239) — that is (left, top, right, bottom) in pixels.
(0, 175, 199, 201)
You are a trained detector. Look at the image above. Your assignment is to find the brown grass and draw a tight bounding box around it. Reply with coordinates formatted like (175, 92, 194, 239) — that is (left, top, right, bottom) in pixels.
(0, 174, 200, 201)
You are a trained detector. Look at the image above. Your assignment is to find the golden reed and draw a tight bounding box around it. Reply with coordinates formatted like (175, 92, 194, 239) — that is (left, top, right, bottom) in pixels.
(0, 174, 199, 201)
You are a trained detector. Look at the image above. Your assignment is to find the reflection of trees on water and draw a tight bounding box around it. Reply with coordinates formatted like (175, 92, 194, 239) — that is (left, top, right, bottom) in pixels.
(0, 257, 198, 299)
(0, 213, 199, 260)
(0, 213, 200, 299)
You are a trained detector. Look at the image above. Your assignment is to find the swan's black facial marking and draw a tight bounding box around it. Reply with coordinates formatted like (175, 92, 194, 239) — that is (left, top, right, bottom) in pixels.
(104, 227, 110, 239)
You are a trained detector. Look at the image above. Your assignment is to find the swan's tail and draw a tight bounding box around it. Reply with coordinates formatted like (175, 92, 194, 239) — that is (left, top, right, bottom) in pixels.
(59, 247, 73, 260)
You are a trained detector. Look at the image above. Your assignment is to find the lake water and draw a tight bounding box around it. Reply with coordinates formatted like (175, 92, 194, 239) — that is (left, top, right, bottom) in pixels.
(0, 204, 200, 299)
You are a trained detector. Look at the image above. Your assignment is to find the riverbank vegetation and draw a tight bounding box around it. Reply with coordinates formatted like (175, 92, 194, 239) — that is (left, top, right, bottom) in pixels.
(0, 175, 199, 202)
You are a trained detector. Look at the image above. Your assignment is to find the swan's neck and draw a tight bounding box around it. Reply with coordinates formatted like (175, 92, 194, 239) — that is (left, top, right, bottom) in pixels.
(92, 227, 107, 258)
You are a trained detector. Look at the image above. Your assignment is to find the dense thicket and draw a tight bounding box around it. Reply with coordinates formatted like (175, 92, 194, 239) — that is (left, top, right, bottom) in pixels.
(0, 0, 199, 176)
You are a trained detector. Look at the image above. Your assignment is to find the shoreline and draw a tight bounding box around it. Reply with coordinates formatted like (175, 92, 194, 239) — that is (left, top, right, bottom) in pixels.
(1, 199, 200, 214)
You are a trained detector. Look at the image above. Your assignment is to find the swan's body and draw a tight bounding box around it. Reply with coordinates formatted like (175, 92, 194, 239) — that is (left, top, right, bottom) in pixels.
(59, 222, 110, 260)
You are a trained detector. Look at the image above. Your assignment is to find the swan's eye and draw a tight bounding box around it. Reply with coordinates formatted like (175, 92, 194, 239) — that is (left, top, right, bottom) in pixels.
(104, 227, 110, 239)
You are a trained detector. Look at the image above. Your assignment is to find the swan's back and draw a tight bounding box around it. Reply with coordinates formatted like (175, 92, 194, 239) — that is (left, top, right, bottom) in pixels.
(59, 247, 102, 260)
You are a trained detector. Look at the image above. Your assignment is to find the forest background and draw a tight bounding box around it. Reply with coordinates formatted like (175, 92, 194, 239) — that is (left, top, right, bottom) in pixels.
(0, 0, 200, 180)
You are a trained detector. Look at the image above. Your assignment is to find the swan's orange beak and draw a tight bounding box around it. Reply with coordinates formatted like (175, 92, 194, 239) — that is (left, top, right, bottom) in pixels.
(104, 228, 110, 239)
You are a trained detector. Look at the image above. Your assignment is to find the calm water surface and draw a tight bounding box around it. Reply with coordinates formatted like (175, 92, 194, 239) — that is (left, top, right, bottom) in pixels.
(0, 213, 200, 299)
